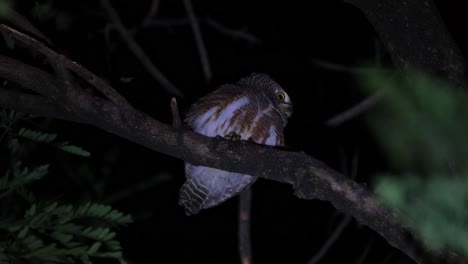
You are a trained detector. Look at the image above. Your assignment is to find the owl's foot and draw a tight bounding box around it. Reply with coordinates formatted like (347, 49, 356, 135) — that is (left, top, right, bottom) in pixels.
(224, 131, 241, 141)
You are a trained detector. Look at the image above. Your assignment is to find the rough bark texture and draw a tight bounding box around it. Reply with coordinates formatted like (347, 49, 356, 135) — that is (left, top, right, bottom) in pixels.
(1, 0, 468, 261)
(0, 55, 463, 264)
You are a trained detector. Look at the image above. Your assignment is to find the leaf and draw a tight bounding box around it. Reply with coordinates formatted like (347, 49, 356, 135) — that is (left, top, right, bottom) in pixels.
(0, 164, 49, 192)
(365, 69, 468, 256)
(17, 226, 29, 239)
(87, 241, 101, 255)
(59, 144, 90, 157)
(18, 128, 57, 143)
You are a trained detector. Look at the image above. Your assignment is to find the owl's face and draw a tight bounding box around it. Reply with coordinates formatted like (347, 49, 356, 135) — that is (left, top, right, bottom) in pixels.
(273, 86, 293, 118)
(236, 73, 293, 120)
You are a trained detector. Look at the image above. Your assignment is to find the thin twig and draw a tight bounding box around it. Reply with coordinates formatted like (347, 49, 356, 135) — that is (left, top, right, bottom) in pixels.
(170, 97, 182, 130)
(205, 18, 262, 45)
(144, 17, 262, 44)
(183, 0, 212, 82)
(312, 59, 377, 74)
(2, 7, 52, 45)
(141, 0, 160, 27)
(0, 110, 16, 143)
(239, 187, 253, 264)
(100, 0, 184, 98)
(325, 92, 383, 127)
(355, 237, 374, 264)
(307, 214, 352, 264)
(0, 24, 129, 107)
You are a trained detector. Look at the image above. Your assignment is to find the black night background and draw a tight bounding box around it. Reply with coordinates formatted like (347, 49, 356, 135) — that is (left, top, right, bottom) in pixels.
(1, 1, 467, 264)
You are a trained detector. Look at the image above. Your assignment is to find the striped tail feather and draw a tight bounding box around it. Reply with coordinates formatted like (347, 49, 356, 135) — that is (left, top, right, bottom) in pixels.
(179, 163, 257, 215)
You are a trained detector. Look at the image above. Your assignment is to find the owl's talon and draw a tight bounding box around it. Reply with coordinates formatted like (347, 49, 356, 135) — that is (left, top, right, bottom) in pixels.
(224, 132, 241, 141)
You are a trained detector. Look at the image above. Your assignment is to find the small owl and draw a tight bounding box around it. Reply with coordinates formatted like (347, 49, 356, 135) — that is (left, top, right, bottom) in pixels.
(179, 73, 293, 215)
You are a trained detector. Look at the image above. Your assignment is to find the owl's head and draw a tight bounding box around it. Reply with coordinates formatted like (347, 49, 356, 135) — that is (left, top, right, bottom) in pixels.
(237, 73, 293, 118)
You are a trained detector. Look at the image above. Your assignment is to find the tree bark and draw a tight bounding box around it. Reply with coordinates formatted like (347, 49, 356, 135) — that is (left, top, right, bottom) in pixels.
(1, 1, 468, 260)
(0, 54, 462, 264)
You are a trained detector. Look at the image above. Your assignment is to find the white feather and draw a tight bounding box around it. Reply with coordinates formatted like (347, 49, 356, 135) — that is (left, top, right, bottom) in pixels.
(193, 97, 249, 137)
(265, 125, 277, 146)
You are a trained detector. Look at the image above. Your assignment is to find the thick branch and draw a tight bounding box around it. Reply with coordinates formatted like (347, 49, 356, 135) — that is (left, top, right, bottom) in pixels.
(345, 0, 467, 89)
(0, 55, 460, 264)
(0, 55, 58, 97)
(0, 89, 77, 121)
(0, 25, 129, 107)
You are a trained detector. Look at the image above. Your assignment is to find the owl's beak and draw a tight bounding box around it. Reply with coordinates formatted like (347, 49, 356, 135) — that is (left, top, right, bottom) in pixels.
(280, 103, 293, 118)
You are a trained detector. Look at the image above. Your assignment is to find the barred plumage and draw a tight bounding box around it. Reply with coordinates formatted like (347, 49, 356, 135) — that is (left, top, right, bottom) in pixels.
(179, 73, 293, 215)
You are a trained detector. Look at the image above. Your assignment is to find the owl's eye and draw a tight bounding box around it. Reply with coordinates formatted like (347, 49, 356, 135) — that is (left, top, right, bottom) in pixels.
(276, 92, 286, 102)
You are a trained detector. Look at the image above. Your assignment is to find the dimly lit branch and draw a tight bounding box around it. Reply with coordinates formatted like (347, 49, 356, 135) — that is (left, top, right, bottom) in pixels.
(100, 0, 184, 98)
(183, 0, 212, 82)
(325, 92, 383, 127)
(307, 215, 353, 264)
(0, 89, 75, 121)
(141, 0, 160, 27)
(0, 23, 460, 264)
(239, 187, 253, 264)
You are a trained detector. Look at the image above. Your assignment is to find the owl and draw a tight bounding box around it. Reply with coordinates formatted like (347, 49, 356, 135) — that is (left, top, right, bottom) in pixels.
(179, 73, 293, 215)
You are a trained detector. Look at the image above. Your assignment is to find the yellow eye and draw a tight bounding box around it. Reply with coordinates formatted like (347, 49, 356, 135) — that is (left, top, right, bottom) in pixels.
(276, 92, 286, 102)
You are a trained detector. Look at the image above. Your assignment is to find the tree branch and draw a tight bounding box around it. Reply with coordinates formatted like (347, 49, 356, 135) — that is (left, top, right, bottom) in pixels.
(99, 0, 184, 98)
(0, 24, 129, 108)
(239, 187, 253, 264)
(0, 56, 460, 264)
(183, 0, 212, 82)
(0, 89, 77, 121)
(307, 214, 352, 264)
(0, 12, 466, 262)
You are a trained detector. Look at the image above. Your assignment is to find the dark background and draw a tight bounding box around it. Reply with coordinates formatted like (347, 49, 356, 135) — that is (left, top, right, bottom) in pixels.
(2, 1, 467, 263)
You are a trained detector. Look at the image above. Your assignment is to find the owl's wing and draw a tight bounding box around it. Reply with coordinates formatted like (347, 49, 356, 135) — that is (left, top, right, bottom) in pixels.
(179, 163, 256, 215)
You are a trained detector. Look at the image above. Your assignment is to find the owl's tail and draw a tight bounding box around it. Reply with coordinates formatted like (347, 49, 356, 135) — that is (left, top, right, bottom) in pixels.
(179, 163, 257, 215)
(178, 177, 210, 215)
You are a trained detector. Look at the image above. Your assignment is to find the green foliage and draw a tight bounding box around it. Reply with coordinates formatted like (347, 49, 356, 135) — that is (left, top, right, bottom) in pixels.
(0, 202, 132, 263)
(0, 162, 49, 192)
(0, 0, 15, 49)
(59, 144, 91, 157)
(18, 128, 91, 157)
(0, 0, 12, 17)
(1, 112, 132, 263)
(363, 70, 468, 255)
(31, 1, 55, 21)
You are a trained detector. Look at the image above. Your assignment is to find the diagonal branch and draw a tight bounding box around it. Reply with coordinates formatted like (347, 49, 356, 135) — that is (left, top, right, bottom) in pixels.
(1, 7, 52, 45)
(100, 0, 184, 98)
(183, 0, 212, 82)
(0, 54, 461, 264)
(0, 5, 466, 263)
(0, 89, 77, 121)
(0, 24, 129, 108)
